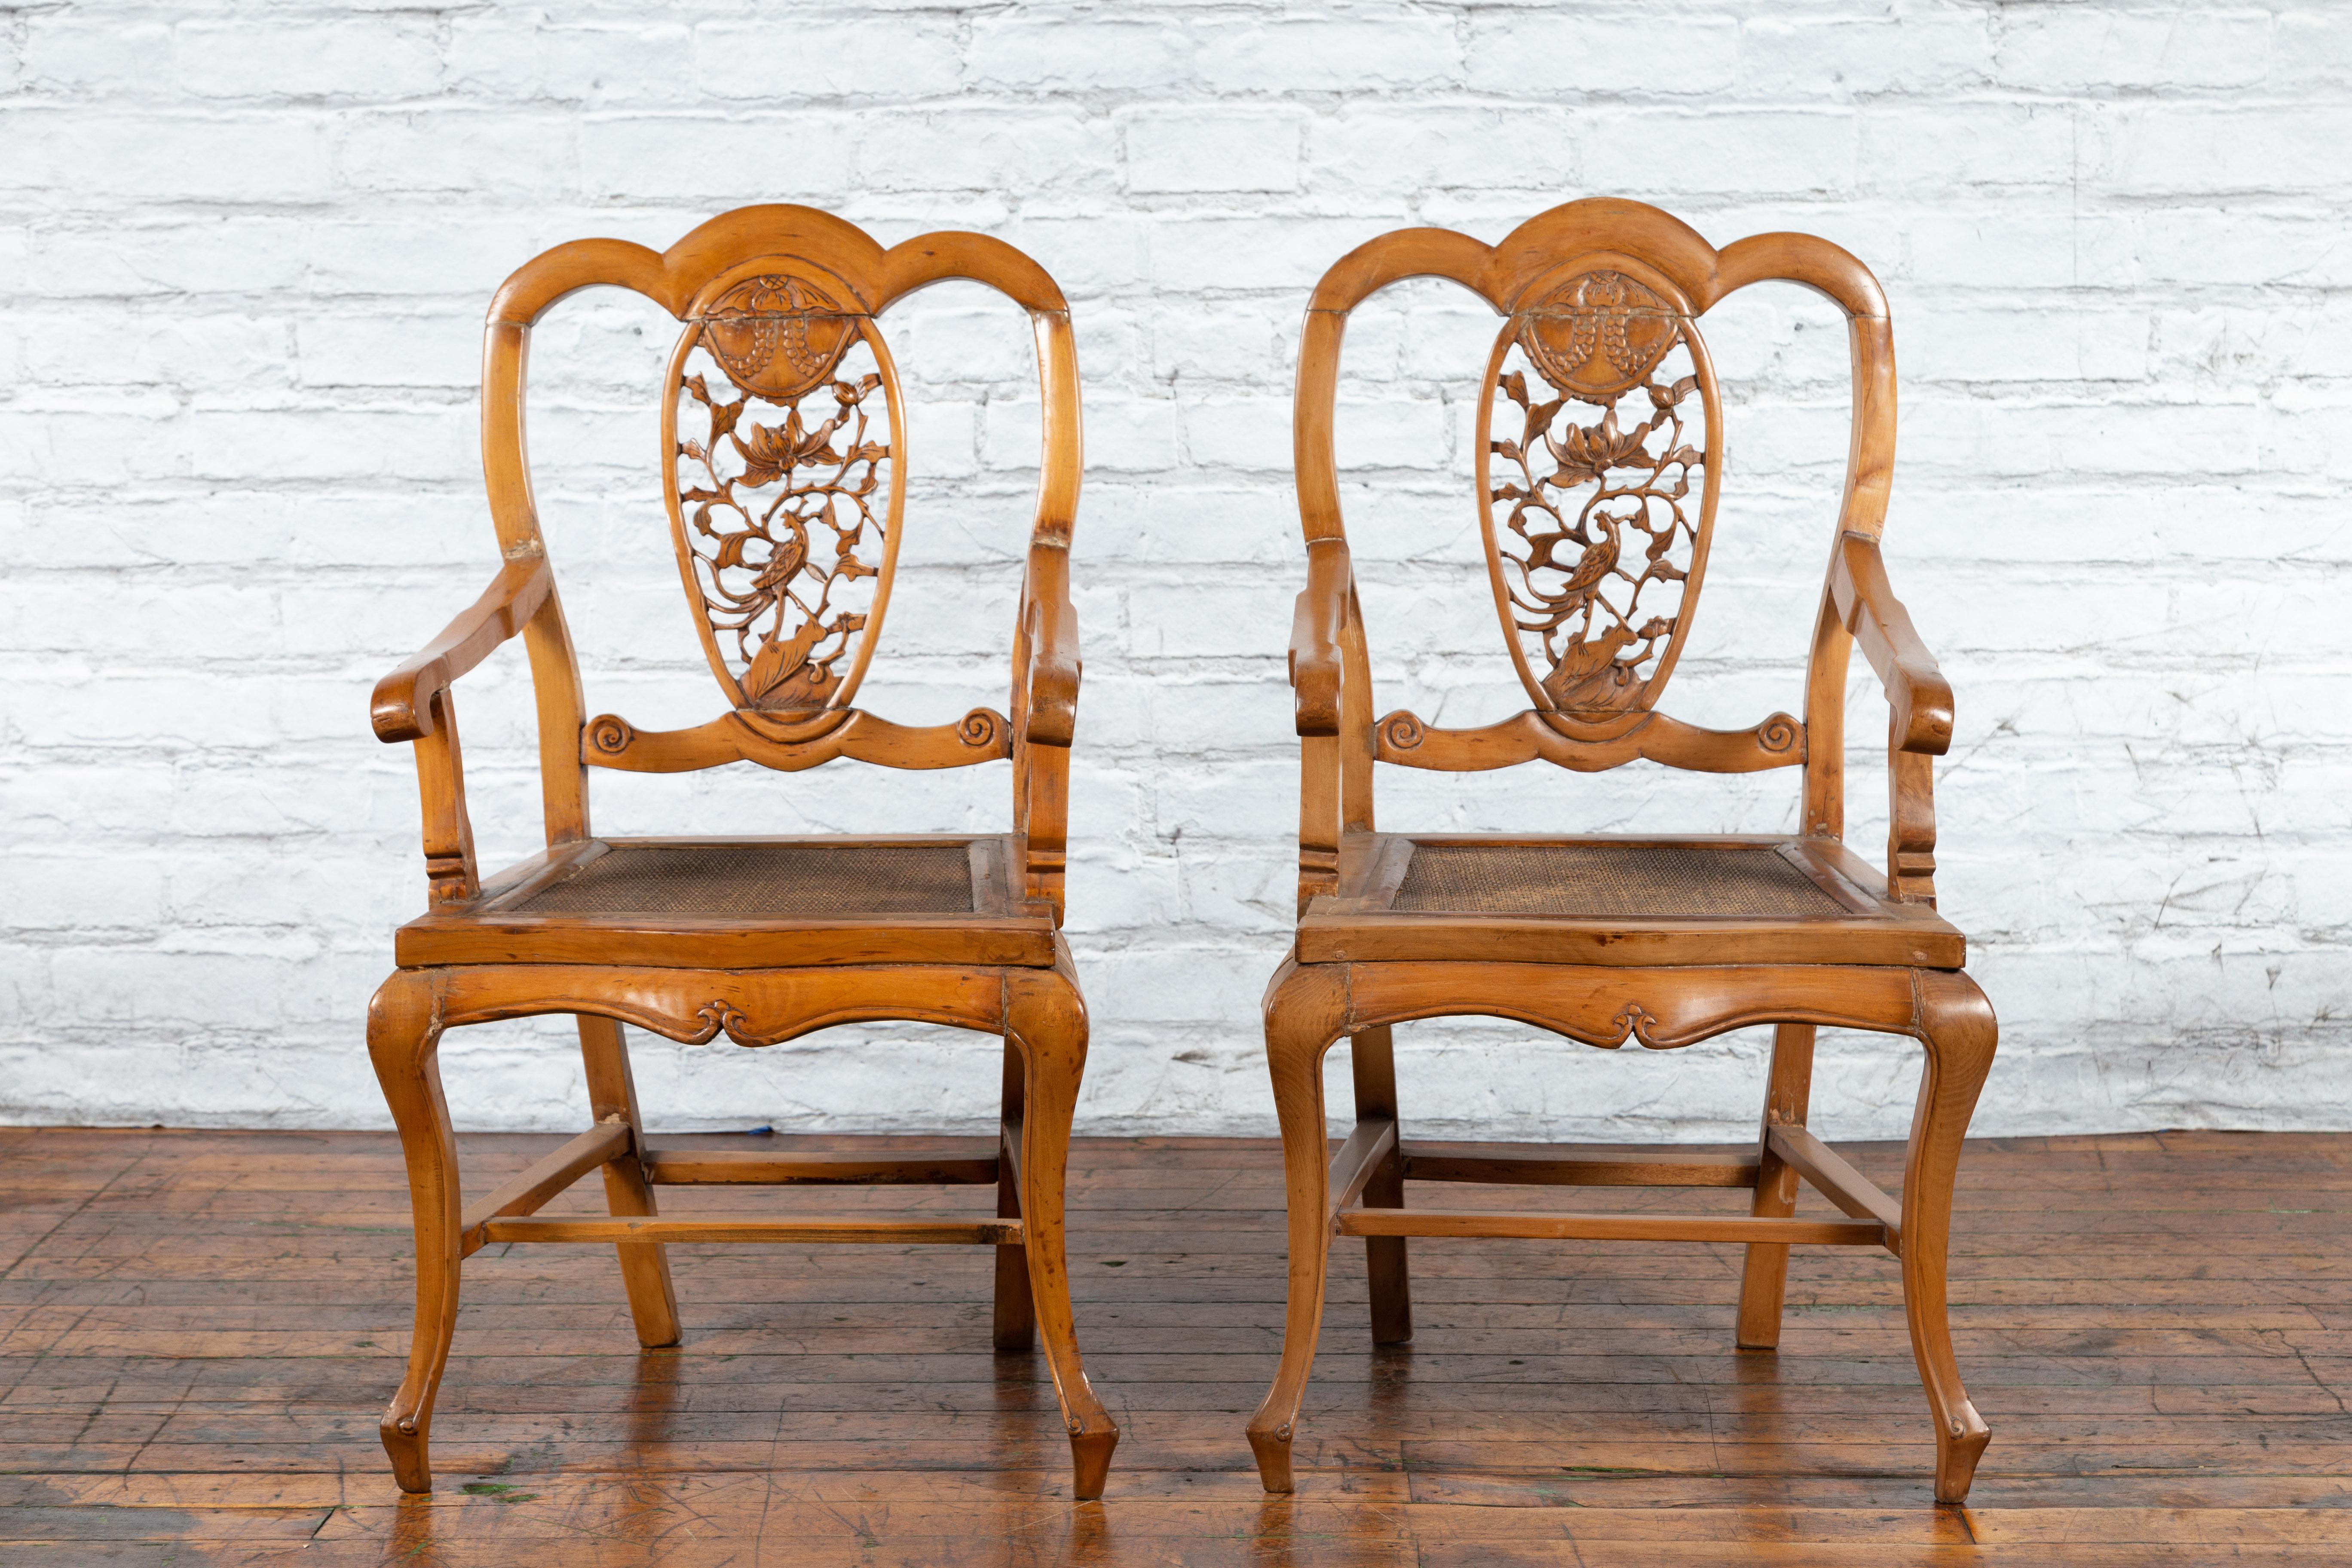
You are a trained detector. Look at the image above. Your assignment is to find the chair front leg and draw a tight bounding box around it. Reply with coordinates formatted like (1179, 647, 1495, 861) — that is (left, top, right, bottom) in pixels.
(369, 972, 459, 1494)
(576, 1015, 680, 1348)
(1905, 971, 1998, 1502)
(1247, 960, 1348, 1493)
(1006, 970, 1117, 1499)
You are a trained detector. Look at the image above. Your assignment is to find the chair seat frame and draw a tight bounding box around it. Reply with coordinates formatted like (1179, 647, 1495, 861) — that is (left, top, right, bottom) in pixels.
(365, 208, 1114, 1499)
(1250, 200, 1997, 1504)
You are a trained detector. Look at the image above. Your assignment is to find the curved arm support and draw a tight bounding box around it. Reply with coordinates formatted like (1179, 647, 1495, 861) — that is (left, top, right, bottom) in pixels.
(1290, 539, 1350, 738)
(1827, 533, 1950, 903)
(1831, 533, 1953, 757)
(1023, 549, 1081, 748)
(1290, 542, 1356, 912)
(408, 689, 479, 906)
(1013, 548, 1080, 923)
(371, 556, 553, 744)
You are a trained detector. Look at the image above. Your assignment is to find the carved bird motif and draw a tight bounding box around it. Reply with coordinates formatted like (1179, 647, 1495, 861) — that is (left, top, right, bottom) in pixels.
(1524, 514, 1620, 607)
(749, 528, 808, 592)
(1542, 622, 1640, 709)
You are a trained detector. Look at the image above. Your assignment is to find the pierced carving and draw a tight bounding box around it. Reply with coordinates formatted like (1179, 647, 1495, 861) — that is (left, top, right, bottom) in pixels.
(669, 273, 900, 715)
(1482, 270, 1718, 721)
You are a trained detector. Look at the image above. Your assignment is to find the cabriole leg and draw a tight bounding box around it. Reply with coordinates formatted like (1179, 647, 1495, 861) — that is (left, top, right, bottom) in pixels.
(1905, 972, 1999, 1502)
(1006, 969, 1118, 1498)
(1350, 1026, 1412, 1345)
(370, 972, 458, 1494)
(993, 1038, 1037, 1352)
(1246, 960, 1348, 1493)
(1736, 1022, 1817, 1349)
(577, 1015, 680, 1348)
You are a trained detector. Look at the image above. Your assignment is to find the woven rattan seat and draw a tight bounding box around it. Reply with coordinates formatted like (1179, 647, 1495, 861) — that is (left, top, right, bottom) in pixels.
(1391, 843, 1847, 920)
(511, 843, 974, 919)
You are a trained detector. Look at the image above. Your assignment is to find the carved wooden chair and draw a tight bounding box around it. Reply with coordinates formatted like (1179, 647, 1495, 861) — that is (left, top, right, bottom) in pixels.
(365, 207, 1115, 1498)
(1251, 200, 1998, 1502)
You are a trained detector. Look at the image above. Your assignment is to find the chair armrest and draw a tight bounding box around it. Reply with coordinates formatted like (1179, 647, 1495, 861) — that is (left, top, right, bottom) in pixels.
(1831, 533, 1953, 756)
(371, 556, 553, 743)
(1290, 540, 1349, 738)
(1023, 550, 1080, 747)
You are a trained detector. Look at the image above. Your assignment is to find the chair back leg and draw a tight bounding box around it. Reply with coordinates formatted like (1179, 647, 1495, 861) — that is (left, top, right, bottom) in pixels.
(1350, 1026, 1413, 1344)
(992, 1038, 1037, 1351)
(1736, 1022, 1818, 1348)
(577, 1015, 681, 1348)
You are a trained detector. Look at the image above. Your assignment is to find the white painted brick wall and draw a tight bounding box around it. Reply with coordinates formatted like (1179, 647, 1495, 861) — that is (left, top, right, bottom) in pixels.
(4, 1, 2350, 1145)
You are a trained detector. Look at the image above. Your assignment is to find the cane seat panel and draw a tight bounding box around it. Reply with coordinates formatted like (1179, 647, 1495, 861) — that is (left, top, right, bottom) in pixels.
(394, 835, 1054, 970)
(1391, 842, 1849, 921)
(1299, 834, 1966, 969)
(509, 842, 975, 919)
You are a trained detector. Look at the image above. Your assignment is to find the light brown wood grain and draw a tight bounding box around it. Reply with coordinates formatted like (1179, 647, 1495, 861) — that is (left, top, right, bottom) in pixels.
(369, 555, 551, 744)
(1335, 1209, 1888, 1247)
(456, 1118, 630, 1256)
(1257, 198, 1998, 1507)
(1831, 532, 1954, 757)
(1402, 1143, 1760, 1188)
(1769, 1122, 1904, 1245)
(581, 707, 1010, 774)
(478, 1217, 1024, 1246)
(639, 1145, 1001, 1186)
(1374, 707, 1804, 775)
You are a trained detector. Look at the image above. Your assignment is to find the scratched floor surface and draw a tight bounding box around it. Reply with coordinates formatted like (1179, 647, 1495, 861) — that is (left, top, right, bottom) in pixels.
(0, 1127, 2345, 1564)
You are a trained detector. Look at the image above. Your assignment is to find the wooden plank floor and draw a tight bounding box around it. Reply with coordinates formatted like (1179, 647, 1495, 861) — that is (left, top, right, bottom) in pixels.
(0, 1127, 2346, 1564)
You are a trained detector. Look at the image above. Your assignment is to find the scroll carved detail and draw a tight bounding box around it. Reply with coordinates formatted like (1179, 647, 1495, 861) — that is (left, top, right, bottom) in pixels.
(671, 273, 897, 714)
(585, 715, 634, 756)
(692, 1000, 756, 1046)
(1609, 1001, 1663, 1048)
(1484, 270, 1717, 720)
(1380, 712, 1425, 753)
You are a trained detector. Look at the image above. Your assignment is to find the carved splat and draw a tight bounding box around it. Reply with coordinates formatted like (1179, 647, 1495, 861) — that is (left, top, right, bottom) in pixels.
(662, 270, 906, 720)
(1477, 267, 1722, 726)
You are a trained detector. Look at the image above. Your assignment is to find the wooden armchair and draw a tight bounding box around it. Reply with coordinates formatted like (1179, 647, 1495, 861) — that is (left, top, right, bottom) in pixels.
(364, 207, 1115, 1498)
(1250, 200, 1998, 1503)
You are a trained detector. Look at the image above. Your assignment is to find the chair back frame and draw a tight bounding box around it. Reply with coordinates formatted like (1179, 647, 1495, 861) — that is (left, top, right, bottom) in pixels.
(380, 206, 1083, 917)
(1288, 199, 1943, 913)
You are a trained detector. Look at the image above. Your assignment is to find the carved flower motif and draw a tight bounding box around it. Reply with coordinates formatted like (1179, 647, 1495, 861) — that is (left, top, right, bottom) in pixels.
(1546, 407, 1655, 487)
(736, 408, 842, 488)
